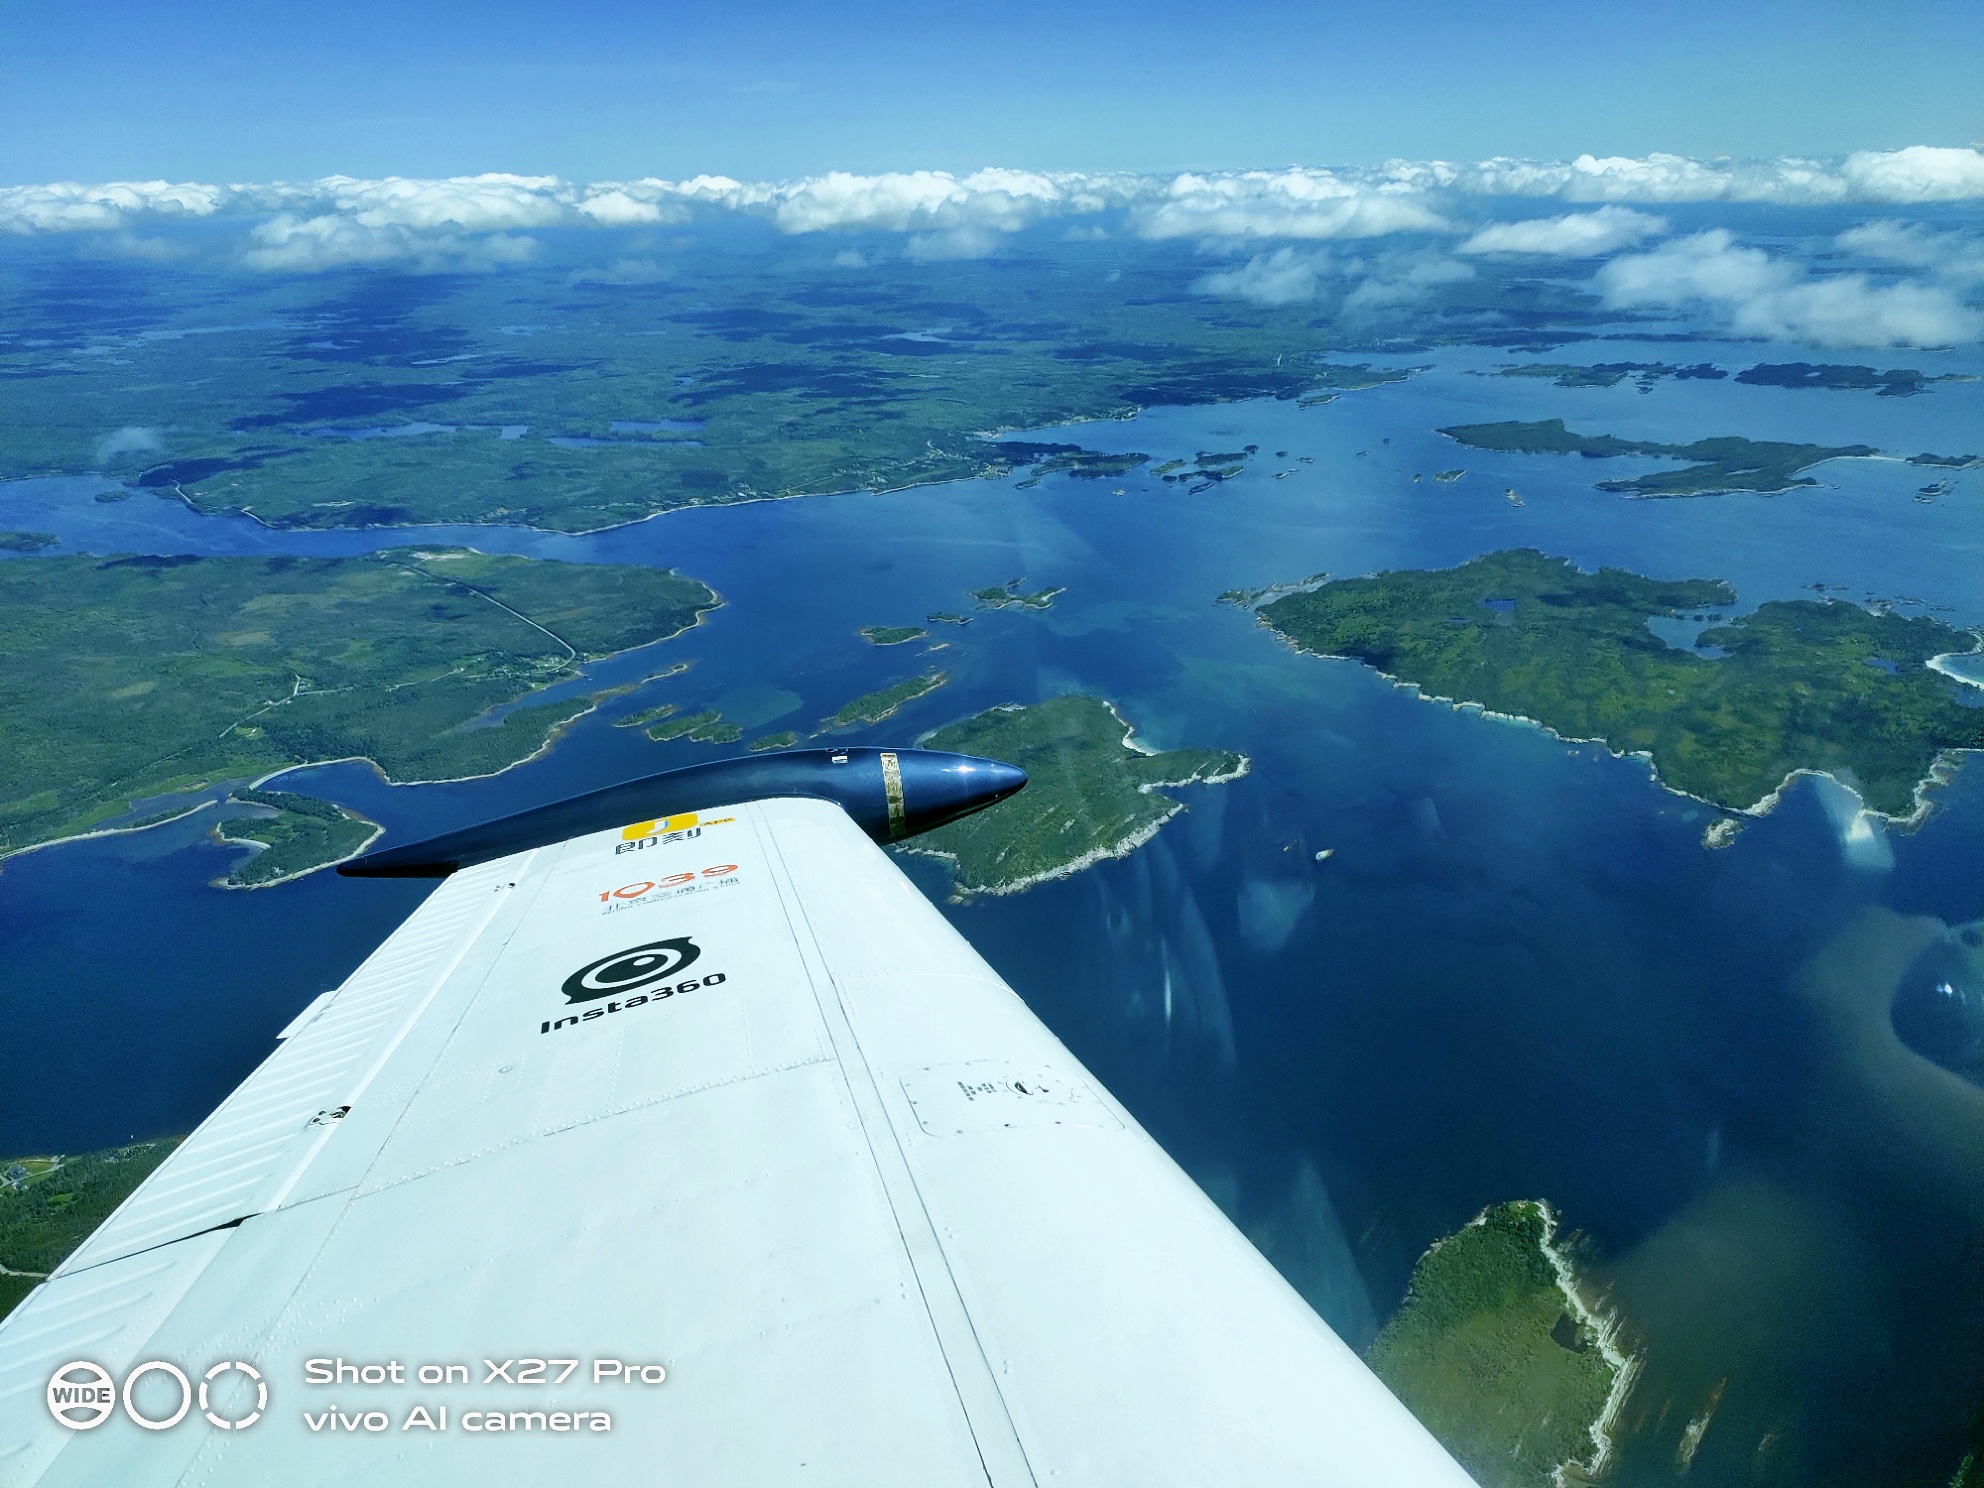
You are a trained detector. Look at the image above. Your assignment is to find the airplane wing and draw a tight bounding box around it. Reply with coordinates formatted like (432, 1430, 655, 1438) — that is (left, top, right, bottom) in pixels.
(0, 754, 1473, 1487)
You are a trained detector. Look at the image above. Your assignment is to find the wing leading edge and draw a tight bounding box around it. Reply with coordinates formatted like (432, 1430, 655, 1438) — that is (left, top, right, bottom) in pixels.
(0, 794, 1473, 1487)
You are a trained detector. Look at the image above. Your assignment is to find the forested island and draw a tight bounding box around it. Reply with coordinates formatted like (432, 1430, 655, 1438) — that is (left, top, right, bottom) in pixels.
(1437, 419, 1874, 497)
(1257, 549, 1984, 817)
(907, 694, 1245, 895)
(214, 787, 381, 886)
(1366, 1201, 1632, 1488)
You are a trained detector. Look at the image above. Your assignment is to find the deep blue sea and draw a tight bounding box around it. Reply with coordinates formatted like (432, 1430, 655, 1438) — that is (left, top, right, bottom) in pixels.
(3, 342, 1981, 1484)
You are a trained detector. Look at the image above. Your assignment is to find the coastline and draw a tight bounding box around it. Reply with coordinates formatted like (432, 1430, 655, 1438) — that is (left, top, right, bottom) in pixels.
(1527, 1200, 1642, 1485)
(207, 813, 386, 892)
(902, 696, 1250, 899)
(0, 585, 719, 870)
(1264, 620, 1972, 835)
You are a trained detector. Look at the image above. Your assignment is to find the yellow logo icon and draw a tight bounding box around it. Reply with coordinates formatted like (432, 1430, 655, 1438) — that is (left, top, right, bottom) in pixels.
(622, 813, 698, 840)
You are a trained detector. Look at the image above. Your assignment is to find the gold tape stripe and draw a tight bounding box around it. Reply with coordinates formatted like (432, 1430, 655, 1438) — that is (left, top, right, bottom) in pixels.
(880, 751, 907, 840)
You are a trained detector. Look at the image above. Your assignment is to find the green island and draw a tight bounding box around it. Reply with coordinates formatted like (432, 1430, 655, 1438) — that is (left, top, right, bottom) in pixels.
(214, 787, 380, 887)
(906, 694, 1245, 896)
(1432, 469, 1465, 483)
(989, 441, 1149, 480)
(972, 578, 1066, 611)
(1496, 361, 1724, 391)
(2, 1139, 182, 1322)
(748, 730, 801, 753)
(1734, 362, 1950, 397)
(860, 625, 929, 646)
(822, 671, 950, 729)
(1436, 419, 1876, 497)
(1911, 452, 1983, 469)
(0, 531, 59, 553)
(1366, 1201, 1628, 1488)
(0, 548, 717, 857)
(642, 708, 742, 744)
(927, 611, 972, 627)
(1154, 444, 1258, 489)
(1257, 549, 1984, 817)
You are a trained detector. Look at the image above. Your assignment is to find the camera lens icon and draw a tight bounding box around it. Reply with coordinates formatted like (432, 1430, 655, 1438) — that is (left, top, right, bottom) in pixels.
(45, 1362, 116, 1431)
(201, 1361, 267, 1429)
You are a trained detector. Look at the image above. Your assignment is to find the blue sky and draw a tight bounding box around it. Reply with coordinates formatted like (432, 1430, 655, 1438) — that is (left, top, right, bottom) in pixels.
(3, 0, 1981, 183)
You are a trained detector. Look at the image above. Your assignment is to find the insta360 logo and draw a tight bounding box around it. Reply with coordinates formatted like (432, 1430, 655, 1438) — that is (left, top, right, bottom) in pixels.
(47, 1360, 266, 1432)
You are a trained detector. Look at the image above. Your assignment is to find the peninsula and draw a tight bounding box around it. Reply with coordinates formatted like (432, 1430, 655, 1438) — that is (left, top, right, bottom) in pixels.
(214, 787, 381, 887)
(1436, 419, 1875, 497)
(0, 548, 718, 857)
(1257, 549, 1984, 818)
(907, 694, 1245, 896)
(1366, 1200, 1634, 1488)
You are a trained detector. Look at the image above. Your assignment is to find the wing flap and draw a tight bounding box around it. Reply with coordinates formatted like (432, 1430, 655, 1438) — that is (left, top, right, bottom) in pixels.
(56, 859, 520, 1275)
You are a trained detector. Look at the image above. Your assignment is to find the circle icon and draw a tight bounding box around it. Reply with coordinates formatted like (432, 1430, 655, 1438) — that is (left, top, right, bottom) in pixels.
(562, 938, 700, 1004)
(200, 1361, 267, 1430)
(123, 1360, 192, 1431)
(46, 1362, 115, 1431)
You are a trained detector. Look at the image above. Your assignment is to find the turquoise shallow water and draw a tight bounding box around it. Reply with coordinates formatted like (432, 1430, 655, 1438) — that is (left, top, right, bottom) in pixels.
(2, 353, 1981, 1483)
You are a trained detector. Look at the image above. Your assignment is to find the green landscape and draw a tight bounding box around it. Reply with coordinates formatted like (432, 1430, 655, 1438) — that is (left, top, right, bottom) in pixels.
(1366, 1201, 1621, 1488)
(1437, 419, 1876, 496)
(0, 548, 717, 857)
(1, 1140, 181, 1322)
(0, 251, 1488, 534)
(909, 693, 1244, 895)
(822, 671, 950, 729)
(1733, 362, 1957, 396)
(860, 624, 928, 646)
(1257, 549, 1984, 817)
(215, 787, 380, 886)
(971, 579, 1066, 611)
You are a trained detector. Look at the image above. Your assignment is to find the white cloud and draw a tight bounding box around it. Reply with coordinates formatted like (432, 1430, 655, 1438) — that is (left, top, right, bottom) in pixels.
(1458, 205, 1666, 257)
(1135, 168, 1446, 241)
(1341, 252, 1474, 311)
(1726, 276, 1982, 347)
(1836, 219, 1984, 283)
(1461, 152, 1847, 204)
(1195, 248, 1330, 305)
(1454, 145, 1984, 206)
(575, 190, 675, 227)
(1195, 246, 1472, 311)
(93, 426, 163, 463)
(831, 249, 869, 268)
(1595, 230, 1794, 304)
(243, 214, 539, 274)
(312, 173, 568, 232)
(1597, 229, 1982, 347)
(3, 147, 1982, 277)
(0, 179, 231, 234)
(1840, 146, 1984, 203)
(757, 167, 1118, 237)
(904, 224, 1004, 261)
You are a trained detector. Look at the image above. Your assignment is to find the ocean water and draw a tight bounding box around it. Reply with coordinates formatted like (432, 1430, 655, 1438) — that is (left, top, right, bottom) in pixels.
(2, 351, 1981, 1483)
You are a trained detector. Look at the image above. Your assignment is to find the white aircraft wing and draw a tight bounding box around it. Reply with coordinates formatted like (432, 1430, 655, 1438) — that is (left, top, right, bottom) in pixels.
(0, 789, 1473, 1486)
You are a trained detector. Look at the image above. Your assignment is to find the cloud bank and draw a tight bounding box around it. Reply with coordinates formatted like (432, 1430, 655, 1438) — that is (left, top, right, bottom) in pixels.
(5, 145, 1980, 250)
(0, 151, 1979, 350)
(1458, 206, 1666, 257)
(1596, 229, 1983, 347)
